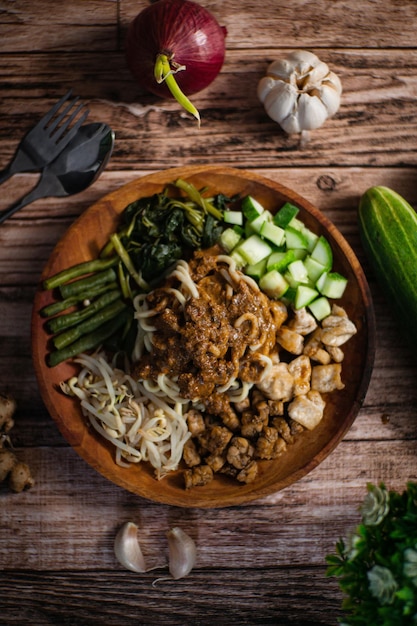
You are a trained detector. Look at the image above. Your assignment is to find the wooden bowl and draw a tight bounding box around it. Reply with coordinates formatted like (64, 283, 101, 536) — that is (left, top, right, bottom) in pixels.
(31, 165, 376, 508)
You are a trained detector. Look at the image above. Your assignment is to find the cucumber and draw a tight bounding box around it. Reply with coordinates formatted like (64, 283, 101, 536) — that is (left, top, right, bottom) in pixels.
(259, 270, 289, 299)
(220, 227, 242, 253)
(308, 296, 331, 321)
(273, 202, 299, 228)
(236, 234, 272, 265)
(358, 185, 417, 348)
(224, 210, 243, 226)
(242, 195, 265, 221)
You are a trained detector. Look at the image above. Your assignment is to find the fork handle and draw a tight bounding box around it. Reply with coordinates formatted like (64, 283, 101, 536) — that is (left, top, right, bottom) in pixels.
(0, 166, 13, 185)
(0, 185, 46, 225)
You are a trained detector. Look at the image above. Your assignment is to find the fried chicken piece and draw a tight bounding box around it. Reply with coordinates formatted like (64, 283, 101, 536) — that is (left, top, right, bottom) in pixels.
(303, 328, 331, 364)
(288, 354, 311, 396)
(320, 311, 357, 347)
(326, 345, 345, 363)
(184, 464, 213, 489)
(199, 424, 233, 455)
(288, 390, 325, 430)
(276, 327, 304, 354)
(311, 363, 345, 393)
(272, 416, 295, 444)
(205, 453, 227, 472)
(236, 460, 259, 484)
(240, 409, 268, 438)
(185, 409, 206, 436)
(267, 399, 284, 416)
(226, 436, 255, 469)
(255, 426, 286, 460)
(182, 439, 201, 467)
(256, 362, 294, 402)
(287, 307, 318, 336)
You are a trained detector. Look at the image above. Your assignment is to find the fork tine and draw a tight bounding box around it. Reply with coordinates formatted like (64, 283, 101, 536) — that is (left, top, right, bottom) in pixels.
(47, 96, 80, 135)
(55, 107, 90, 146)
(39, 89, 73, 127)
(52, 102, 87, 143)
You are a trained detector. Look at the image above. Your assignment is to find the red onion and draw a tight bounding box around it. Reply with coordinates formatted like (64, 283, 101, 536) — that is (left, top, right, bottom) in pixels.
(126, 0, 227, 121)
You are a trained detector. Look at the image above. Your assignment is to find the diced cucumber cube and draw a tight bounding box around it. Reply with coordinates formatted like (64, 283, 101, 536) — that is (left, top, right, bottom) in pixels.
(220, 227, 242, 253)
(308, 296, 331, 321)
(245, 257, 267, 279)
(287, 259, 309, 284)
(288, 217, 305, 231)
(311, 235, 333, 270)
(242, 195, 265, 221)
(236, 234, 272, 265)
(281, 286, 297, 305)
(304, 255, 327, 282)
(316, 271, 328, 292)
(273, 202, 299, 228)
(266, 249, 295, 272)
(294, 285, 319, 309)
(223, 210, 243, 226)
(233, 224, 244, 237)
(291, 248, 308, 260)
(301, 226, 319, 252)
(249, 213, 269, 233)
(260, 221, 285, 247)
(317, 272, 348, 299)
(285, 226, 309, 250)
(259, 270, 289, 299)
(230, 249, 247, 269)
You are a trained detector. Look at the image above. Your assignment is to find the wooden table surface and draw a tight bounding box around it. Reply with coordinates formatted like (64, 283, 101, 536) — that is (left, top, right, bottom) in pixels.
(1, 1, 417, 624)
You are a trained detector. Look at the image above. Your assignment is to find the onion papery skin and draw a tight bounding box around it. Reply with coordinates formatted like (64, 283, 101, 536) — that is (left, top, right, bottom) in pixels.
(126, 0, 227, 99)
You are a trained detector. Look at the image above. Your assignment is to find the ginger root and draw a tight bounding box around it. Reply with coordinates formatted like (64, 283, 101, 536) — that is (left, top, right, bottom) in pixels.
(0, 392, 34, 493)
(0, 392, 17, 433)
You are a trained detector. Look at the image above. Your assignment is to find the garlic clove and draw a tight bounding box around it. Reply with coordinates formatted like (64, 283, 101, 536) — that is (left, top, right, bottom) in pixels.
(257, 76, 277, 103)
(264, 82, 298, 124)
(320, 83, 342, 117)
(267, 58, 298, 82)
(303, 61, 331, 89)
(167, 526, 197, 580)
(114, 521, 147, 573)
(280, 112, 302, 134)
(297, 93, 328, 131)
(326, 71, 343, 95)
(288, 50, 320, 75)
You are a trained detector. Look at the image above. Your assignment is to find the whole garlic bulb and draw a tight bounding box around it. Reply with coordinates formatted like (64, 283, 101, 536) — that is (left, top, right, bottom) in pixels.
(257, 50, 342, 134)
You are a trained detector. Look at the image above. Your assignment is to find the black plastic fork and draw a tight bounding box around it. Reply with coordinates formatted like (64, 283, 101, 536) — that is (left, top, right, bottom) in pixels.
(0, 90, 89, 185)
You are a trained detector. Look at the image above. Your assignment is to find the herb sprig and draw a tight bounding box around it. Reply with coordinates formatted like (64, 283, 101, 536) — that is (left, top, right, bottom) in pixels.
(326, 482, 417, 625)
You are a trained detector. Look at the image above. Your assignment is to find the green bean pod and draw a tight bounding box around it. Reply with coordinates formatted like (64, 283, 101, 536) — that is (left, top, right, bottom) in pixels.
(48, 309, 131, 368)
(47, 289, 122, 334)
(40, 282, 119, 318)
(52, 299, 127, 351)
(43, 257, 118, 291)
(59, 268, 117, 300)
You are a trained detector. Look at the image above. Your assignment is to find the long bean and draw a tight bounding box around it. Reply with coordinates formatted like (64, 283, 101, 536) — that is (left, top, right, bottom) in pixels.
(48, 310, 131, 368)
(53, 299, 127, 351)
(47, 289, 122, 334)
(43, 256, 118, 290)
(59, 268, 117, 300)
(40, 282, 119, 318)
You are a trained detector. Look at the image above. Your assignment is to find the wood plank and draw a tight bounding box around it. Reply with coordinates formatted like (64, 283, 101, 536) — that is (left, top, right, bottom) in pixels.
(0, 440, 416, 570)
(0, 568, 343, 625)
(0, 0, 118, 52)
(0, 49, 417, 169)
(3, 0, 417, 53)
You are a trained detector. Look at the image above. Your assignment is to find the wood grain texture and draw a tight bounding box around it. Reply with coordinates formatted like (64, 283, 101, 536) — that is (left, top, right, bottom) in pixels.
(1, 0, 417, 623)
